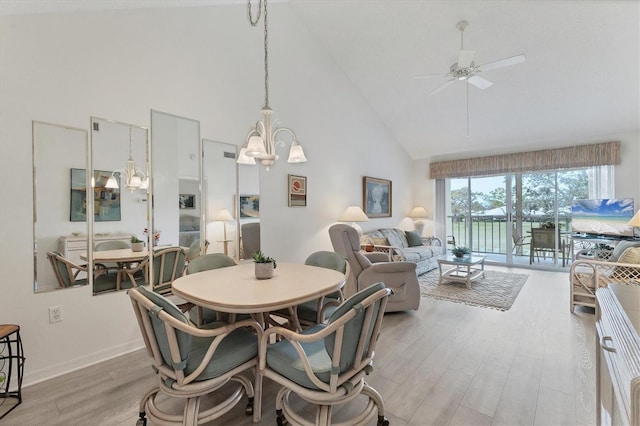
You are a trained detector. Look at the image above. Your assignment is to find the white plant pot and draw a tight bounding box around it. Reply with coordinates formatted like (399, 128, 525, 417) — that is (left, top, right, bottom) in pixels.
(255, 262, 274, 280)
(131, 242, 144, 252)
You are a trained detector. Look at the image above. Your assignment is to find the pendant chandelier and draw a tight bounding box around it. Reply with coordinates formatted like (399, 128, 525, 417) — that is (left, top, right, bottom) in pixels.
(105, 126, 148, 192)
(237, 0, 307, 170)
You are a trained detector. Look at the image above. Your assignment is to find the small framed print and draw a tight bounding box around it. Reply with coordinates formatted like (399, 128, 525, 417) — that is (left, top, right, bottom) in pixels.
(288, 174, 307, 207)
(179, 194, 196, 209)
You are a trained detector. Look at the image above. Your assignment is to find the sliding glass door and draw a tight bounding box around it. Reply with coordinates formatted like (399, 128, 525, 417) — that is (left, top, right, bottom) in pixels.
(445, 167, 597, 269)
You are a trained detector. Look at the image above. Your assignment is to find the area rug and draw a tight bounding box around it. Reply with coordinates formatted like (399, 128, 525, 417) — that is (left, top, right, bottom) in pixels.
(418, 269, 528, 311)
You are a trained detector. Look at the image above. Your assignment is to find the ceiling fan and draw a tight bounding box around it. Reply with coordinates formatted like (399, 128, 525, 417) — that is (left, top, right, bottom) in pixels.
(415, 20, 525, 96)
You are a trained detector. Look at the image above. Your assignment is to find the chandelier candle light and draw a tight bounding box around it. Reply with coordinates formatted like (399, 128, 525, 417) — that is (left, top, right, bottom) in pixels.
(237, 0, 307, 170)
(105, 125, 148, 192)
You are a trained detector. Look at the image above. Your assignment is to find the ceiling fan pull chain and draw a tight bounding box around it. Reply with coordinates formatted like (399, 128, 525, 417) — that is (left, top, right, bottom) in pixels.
(466, 82, 470, 137)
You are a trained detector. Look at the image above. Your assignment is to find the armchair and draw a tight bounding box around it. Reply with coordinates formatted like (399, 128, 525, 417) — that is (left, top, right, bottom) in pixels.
(329, 224, 420, 312)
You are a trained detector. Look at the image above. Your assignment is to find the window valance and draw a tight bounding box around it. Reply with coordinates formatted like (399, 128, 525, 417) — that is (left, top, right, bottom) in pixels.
(429, 141, 620, 179)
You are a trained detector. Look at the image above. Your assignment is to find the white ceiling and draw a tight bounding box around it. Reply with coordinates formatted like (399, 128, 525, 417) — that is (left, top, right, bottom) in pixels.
(2, 0, 639, 161)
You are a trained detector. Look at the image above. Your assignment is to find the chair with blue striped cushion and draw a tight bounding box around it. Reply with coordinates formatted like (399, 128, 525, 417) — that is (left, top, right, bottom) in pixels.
(128, 286, 263, 425)
(260, 282, 392, 426)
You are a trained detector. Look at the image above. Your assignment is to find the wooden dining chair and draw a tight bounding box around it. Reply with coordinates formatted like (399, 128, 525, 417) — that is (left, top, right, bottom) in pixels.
(259, 282, 392, 426)
(121, 246, 186, 293)
(270, 251, 350, 330)
(47, 251, 119, 293)
(185, 253, 238, 325)
(128, 286, 263, 425)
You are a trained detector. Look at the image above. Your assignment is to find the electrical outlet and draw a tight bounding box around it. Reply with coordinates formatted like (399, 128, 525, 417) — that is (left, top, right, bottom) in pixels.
(49, 305, 63, 323)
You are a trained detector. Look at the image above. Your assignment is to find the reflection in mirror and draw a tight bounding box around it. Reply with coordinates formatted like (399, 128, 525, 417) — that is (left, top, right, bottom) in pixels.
(150, 110, 201, 283)
(238, 153, 260, 259)
(33, 121, 89, 293)
(202, 140, 238, 259)
(90, 117, 149, 295)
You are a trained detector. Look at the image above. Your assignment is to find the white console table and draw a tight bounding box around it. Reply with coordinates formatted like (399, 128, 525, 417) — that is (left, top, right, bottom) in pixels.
(58, 234, 130, 278)
(595, 284, 640, 425)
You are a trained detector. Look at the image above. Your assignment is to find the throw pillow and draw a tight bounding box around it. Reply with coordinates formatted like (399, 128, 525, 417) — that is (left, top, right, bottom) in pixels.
(405, 231, 424, 247)
(611, 247, 640, 282)
(371, 237, 389, 246)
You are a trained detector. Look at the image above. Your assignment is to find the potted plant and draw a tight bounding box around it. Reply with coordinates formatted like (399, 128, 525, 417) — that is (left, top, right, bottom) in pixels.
(451, 246, 471, 258)
(252, 250, 277, 279)
(131, 235, 144, 252)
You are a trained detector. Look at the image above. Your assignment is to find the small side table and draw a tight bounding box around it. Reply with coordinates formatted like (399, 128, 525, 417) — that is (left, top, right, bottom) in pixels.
(0, 325, 25, 419)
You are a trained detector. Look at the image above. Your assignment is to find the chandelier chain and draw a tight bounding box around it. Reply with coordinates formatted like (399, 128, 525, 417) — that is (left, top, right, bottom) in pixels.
(247, 0, 269, 107)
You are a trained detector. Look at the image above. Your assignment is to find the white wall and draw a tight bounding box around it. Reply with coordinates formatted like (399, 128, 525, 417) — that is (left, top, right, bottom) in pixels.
(0, 4, 414, 385)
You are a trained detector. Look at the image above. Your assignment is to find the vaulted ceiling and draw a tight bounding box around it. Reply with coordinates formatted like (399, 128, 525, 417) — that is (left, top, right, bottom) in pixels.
(2, 0, 638, 161)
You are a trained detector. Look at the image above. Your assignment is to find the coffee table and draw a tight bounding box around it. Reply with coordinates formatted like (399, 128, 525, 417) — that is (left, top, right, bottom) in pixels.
(437, 255, 486, 289)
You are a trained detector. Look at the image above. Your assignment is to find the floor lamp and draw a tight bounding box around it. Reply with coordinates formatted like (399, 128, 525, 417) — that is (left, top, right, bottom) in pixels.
(214, 209, 234, 256)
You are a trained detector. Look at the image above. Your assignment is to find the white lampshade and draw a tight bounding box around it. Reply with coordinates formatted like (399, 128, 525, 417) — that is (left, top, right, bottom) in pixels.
(214, 209, 234, 222)
(338, 206, 369, 222)
(246, 135, 267, 157)
(287, 143, 307, 163)
(628, 210, 640, 227)
(407, 206, 430, 219)
(105, 175, 119, 189)
(236, 147, 256, 165)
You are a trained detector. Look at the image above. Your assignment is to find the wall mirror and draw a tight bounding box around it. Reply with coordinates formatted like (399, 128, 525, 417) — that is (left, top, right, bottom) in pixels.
(90, 117, 149, 295)
(202, 139, 238, 258)
(33, 121, 89, 293)
(150, 110, 201, 266)
(238, 153, 260, 259)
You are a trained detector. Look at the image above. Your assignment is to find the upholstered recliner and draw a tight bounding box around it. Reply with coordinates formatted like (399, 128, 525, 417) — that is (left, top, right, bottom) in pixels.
(329, 224, 420, 312)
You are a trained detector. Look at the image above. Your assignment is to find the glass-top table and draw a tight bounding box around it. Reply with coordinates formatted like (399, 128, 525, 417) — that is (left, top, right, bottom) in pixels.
(437, 255, 486, 289)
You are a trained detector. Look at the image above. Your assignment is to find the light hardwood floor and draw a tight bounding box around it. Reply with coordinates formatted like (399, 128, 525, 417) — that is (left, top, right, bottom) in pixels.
(3, 266, 596, 425)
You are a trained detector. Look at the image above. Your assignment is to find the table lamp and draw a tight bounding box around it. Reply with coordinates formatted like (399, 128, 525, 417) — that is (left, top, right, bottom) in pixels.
(407, 206, 430, 236)
(214, 209, 234, 255)
(338, 206, 369, 237)
(628, 210, 640, 238)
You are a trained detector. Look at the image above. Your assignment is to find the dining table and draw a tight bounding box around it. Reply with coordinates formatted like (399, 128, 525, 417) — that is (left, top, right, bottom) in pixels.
(80, 249, 150, 290)
(171, 262, 346, 327)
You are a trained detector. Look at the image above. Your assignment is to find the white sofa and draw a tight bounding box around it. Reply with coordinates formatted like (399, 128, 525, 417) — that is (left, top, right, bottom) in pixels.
(361, 228, 443, 276)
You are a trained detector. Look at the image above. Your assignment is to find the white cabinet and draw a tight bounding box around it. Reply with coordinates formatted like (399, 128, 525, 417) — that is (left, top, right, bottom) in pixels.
(596, 284, 640, 425)
(58, 234, 130, 277)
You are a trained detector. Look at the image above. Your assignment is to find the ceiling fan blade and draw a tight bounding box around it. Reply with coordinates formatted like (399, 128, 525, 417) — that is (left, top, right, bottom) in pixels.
(479, 54, 525, 71)
(413, 73, 448, 79)
(457, 49, 475, 68)
(468, 75, 493, 90)
(429, 79, 456, 96)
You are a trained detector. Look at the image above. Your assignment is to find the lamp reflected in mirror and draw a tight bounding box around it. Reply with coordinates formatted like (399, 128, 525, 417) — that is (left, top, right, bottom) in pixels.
(214, 209, 235, 256)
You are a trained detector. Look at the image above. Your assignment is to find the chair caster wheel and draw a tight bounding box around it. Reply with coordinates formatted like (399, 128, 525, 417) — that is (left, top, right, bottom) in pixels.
(245, 396, 254, 415)
(136, 413, 147, 426)
(377, 415, 389, 426)
(276, 409, 288, 425)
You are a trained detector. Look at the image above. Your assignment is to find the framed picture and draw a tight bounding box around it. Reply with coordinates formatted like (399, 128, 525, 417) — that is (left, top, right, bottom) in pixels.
(363, 176, 392, 218)
(288, 174, 307, 207)
(179, 194, 196, 209)
(70, 168, 121, 222)
(239, 194, 260, 218)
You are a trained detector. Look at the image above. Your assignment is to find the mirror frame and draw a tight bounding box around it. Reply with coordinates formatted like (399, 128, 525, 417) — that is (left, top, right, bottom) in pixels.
(33, 121, 90, 293)
(89, 116, 150, 294)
